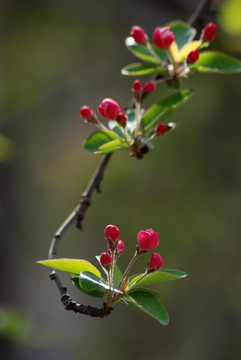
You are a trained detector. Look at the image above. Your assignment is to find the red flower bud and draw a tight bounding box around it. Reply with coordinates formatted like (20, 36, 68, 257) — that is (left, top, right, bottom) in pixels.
(104, 224, 120, 242)
(143, 81, 155, 93)
(117, 112, 127, 126)
(202, 22, 217, 42)
(100, 252, 111, 267)
(155, 123, 167, 136)
(137, 228, 159, 251)
(130, 26, 147, 44)
(132, 80, 142, 92)
(116, 240, 125, 255)
(97, 98, 121, 120)
(187, 49, 199, 64)
(153, 27, 175, 50)
(148, 253, 163, 271)
(79, 106, 93, 120)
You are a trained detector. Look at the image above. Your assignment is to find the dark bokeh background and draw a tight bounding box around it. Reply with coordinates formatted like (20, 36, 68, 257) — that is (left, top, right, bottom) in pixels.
(1, 0, 241, 359)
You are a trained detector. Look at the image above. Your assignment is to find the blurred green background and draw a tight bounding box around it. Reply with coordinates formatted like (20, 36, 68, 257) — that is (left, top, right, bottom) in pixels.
(1, 0, 241, 359)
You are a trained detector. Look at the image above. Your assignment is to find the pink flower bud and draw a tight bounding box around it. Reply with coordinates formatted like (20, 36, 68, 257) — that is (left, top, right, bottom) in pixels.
(116, 240, 125, 255)
(202, 22, 217, 42)
(153, 27, 175, 50)
(187, 49, 199, 64)
(97, 98, 121, 120)
(137, 228, 159, 251)
(143, 81, 155, 93)
(116, 112, 127, 126)
(132, 80, 142, 92)
(130, 26, 147, 44)
(104, 224, 120, 242)
(100, 252, 111, 267)
(148, 253, 163, 271)
(79, 106, 93, 120)
(155, 123, 167, 136)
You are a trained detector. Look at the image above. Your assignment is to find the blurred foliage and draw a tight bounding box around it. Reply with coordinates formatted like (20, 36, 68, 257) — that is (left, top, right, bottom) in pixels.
(0, 134, 15, 162)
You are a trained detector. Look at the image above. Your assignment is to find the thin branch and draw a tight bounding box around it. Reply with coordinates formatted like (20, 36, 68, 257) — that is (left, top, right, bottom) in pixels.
(187, 0, 212, 27)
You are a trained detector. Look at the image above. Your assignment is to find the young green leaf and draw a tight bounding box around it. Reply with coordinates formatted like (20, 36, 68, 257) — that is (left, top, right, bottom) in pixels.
(129, 269, 187, 288)
(37, 258, 101, 277)
(126, 288, 169, 325)
(168, 21, 196, 50)
(78, 271, 106, 298)
(79, 271, 123, 296)
(125, 37, 167, 64)
(94, 139, 130, 155)
(191, 51, 241, 73)
(84, 131, 120, 152)
(140, 89, 193, 135)
(121, 63, 165, 76)
(108, 122, 125, 139)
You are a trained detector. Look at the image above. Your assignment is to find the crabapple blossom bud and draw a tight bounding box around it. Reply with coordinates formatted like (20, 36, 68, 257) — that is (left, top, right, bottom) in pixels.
(132, 80, 142, 92)
(80, 106, 93, 119)
(100, 252, 111, 267)
(153, 27, 175, 50)
(130, 26, 147, 44)
(187, 49, 199, 64)
(116, 240, 125, 255)
(117, 112, 127, 126)
(155, 123, 167, 136)
(137, 228, 159, 251)
(148, 253, 163, 271)
(202, 22, 217, 42)
(143, 81, 155, 93)
(104, 225, 120, 242)
(132, 80, 142, 102)
(97, 98, 121, 120)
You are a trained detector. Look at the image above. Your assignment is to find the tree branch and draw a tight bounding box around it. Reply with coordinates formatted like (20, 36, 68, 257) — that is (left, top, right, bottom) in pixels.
(188, 0, 213, 27)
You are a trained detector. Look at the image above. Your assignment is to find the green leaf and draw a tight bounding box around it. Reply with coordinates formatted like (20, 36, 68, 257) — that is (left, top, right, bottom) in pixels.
(140, 90, 193, 135)
(129, 269, 187, 288)
(79, 271, 123, 296)
(121, 63, 165, 76)
(84, 131, 120, 152)
(125, 37, 167, 64)
(108, 121, 125, 139)
(37, 258, 101, 277)
(191, 51, 241, 73)
(126, 288, 169, 325)
(79, 271, 106, 298)
(94, 139, 130, 155)
(169, 21, 196, 50)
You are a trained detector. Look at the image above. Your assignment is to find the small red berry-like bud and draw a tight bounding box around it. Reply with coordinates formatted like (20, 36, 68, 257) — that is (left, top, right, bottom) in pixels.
(132, 80, 142, 92)
(130, 26, 147, 44)
(153, 27, 175, 50)
(148, 253, 163, 271)
(116, 240, 125, 255)
(132, 80, 142, 102)
(104, 224, 120, 242)
(202, 22, 217, 42)
(143, 81, 155, 93)
(137, 228, 159, 251)
(79, 106, 93, 120)
(100, 252, 111, 267)
(155, 123, 167, 136)
(187, 49, 199, 64)
(97, 98, 121, 120)
(116, 112, 127, 126)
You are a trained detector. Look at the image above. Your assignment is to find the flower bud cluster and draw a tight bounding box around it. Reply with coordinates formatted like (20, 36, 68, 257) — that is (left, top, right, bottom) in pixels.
(100, 225, 163, 290)
(129, 22, 217, 70)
